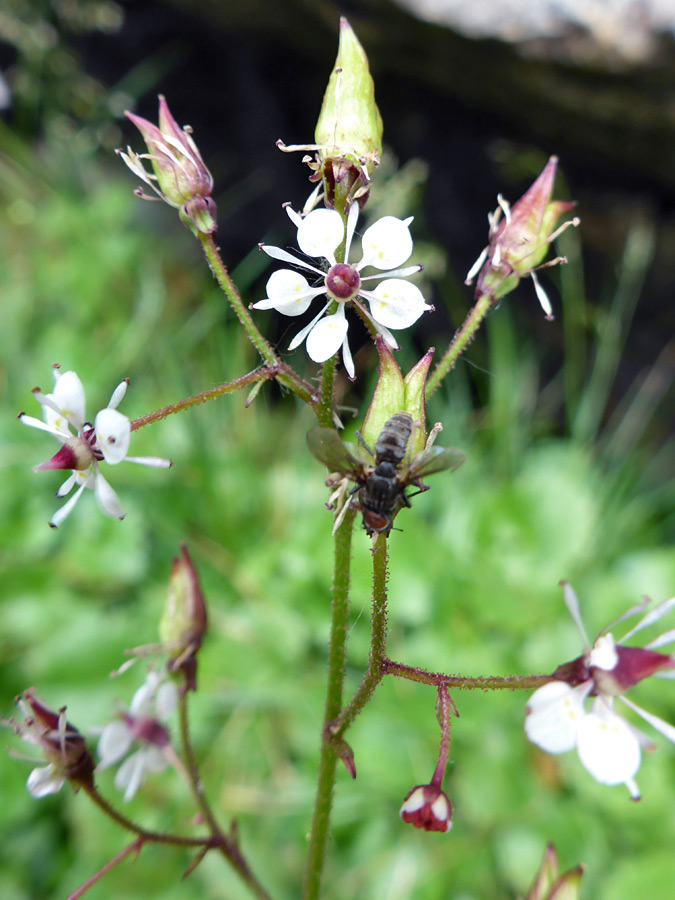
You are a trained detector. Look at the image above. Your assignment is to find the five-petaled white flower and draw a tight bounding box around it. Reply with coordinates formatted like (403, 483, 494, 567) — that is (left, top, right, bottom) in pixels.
(251, 202, 432, 378)
(525, 582, 675, 800)
(19, 366, 172, 527)
(97, 671, 178, 802)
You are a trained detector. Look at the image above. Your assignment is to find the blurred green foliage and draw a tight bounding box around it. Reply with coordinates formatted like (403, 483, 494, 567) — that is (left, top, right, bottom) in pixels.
(1, 12, 674, 900)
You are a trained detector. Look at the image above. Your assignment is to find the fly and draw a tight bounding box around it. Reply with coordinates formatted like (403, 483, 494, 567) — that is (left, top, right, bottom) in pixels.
(307, 412, 465, 535)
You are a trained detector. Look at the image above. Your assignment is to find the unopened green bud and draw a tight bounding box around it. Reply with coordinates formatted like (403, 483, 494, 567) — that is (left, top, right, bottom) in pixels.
(160, 544, 207, 691)
(525, 843, 584, 900)
(403, 347, 434, 455)
(314, 17, 383, 211)
(362, 338, 435, 454)
(361, 337, 404, 451)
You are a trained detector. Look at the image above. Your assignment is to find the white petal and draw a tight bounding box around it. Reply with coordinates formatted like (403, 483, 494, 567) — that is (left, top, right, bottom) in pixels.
(48, 370, 86, 431)
(365, 279, 431, 330)
(619, 695, 675, 745)
(530, 270, 553, 318)
(588, 634, 619, 671)
(305, 307, 349, 363)
(288, 303, 330, 351)
(359, 216, 413, 270)
(50, 481, 88, 527)
(341, 333, 355, 380)
(108, 380, 129, 410)
(130, 671, 161, 715)
(525, 681, 590, 753)
(621, 597, 675, 643)
(97, 721, 133, 767)
(115, 750, 146, 802)
(95, 408, 131, 464)
(125, 456, 172, 468)
(400, 787, 426, 814)
(260, 244, 324, 276)
(27, 764, 65, 798)
(253, 269, 320, 316)
(19, 414, 69, 439)
(561, 581, 590, 648)
(344, 200, 359, 260)
(465, 246, 488, 284)
(56, 472, 78, 497)
(577, 705, 641, 785)
(645, 627, 675, 650)
(140, 745, 170, 774)
(156, 681, 178, 718)
(296, 209, 344, 263)
(94, 472, 126, 520)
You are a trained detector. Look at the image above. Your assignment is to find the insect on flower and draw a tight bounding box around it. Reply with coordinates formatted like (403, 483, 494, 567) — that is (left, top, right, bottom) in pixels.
(307, 412, 464, 535)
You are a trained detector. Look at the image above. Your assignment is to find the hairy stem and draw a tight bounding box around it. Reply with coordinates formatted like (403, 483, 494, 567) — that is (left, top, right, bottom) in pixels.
(332, 532, 389, 739)
(384, 659, 551, 691)
(177, 691, 274, 900)
(199, 233, 316, 405)
(82, 784, 211, 847)
(303, 507, 356, 900)
(425, 292, 493, 398)
(65, 839, 144, 900)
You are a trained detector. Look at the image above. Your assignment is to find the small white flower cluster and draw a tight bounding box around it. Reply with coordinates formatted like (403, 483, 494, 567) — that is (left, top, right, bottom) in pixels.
(20, 367, 171, 527)
(252, 202, 431, 378)
(97, 671, 178, 803)
(525, 583, 675, 799)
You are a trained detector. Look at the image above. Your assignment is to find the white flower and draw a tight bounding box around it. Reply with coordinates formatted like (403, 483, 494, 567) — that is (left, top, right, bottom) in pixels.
(525, 583, 675, 799)
(251, 203, 432, 378)
(19, 366, 172, 527)
(97, 671, 178, 802)
(2, 689, 94, 798)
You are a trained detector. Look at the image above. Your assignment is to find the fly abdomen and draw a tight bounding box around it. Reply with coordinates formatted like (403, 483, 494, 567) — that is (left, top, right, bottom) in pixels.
(374, 412, 413, 466)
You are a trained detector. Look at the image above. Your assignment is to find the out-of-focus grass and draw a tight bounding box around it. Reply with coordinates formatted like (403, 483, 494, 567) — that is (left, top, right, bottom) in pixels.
(0, 124, 673, 900)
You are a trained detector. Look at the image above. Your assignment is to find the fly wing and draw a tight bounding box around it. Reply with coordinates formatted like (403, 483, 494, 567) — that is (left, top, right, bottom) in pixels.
(404, 446, 465, 481)
(307, 427, 366, 481)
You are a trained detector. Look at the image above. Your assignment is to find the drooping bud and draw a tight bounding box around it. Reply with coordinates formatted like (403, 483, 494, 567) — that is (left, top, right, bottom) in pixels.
(399, 783, 453, 833)
(118, 95, 217, 235)
(160, 544, 208, 691)
(313, 17, 383, 212)
(5, 690, 95, 796)
(525, 843, 584, 900)
(466, 157, 579, 319)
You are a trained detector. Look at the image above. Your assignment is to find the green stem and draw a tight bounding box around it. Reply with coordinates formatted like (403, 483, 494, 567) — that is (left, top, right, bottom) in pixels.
(331, 532, 389, 739)
(316, 356, 336, 427)
(177, 691, 274, 900)
(303, 507, 356, 900)
(199, 233, 316, 406)
(425, 292, 493, 398)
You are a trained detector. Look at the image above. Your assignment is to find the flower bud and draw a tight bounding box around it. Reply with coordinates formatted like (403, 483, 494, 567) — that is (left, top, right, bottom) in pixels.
(399, 783, 453, 833)
(314, 17, 383, 210)
(526, 843, 584, 900)
(361, 338, 434, 455)
(160, 544, 208, 690)
(467, 157, 579, 318)
(118, 95, 217, 235)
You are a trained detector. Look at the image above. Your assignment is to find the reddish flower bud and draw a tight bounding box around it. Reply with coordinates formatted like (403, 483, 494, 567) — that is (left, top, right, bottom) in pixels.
(160, 544, 208, 690)
(466, 156, 579, 319)
(118, 95, 217, 235)
(400, 784, 453, 833)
